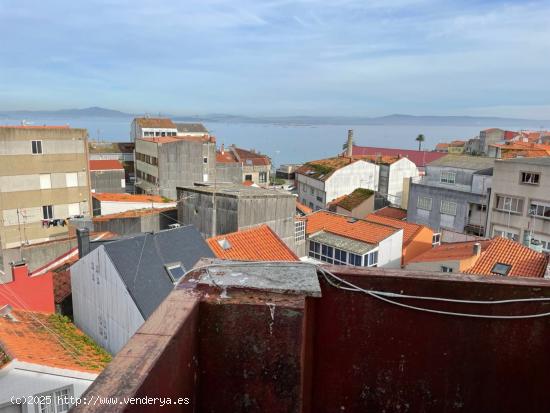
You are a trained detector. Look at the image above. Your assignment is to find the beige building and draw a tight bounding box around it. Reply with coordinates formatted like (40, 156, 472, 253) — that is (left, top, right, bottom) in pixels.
(487, 157, 550, 251)
(0, 126, 91, 256)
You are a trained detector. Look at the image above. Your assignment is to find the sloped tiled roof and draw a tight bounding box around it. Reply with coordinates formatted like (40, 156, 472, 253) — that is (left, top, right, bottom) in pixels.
(93, 193, 169, 203)
(93, 207, 176, 222)
(351, 146, 445, 167)
(0, 310, 110, 373)
(89, 160, 124, 171)
(306, 211, 399, 245)
(175, 123, 208, 133)
(296, 201, 313, 216)
(217, 146, 271, 166)
(408, 240, 492, 263)
(465, 237, 549, 278)
(297, 157, 360, 181)
(135, 117, 176, 128)
(365, 214, 431, 247)
(373, 206, 407, 221)
(331, 188, 374, 211)
(207, 225, 298, 262)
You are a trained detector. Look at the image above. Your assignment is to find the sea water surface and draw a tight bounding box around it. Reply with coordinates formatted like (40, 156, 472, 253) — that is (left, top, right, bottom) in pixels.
(0, 116, 538, 166)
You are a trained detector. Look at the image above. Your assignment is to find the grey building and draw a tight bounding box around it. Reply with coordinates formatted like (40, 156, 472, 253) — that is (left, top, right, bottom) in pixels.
(407, 155, 495, 235)
(479, 128, 505, 154)
(90, 160, 126, 193)
(93, 207, 178, 236)
(89, 142, 135, 192)
(487, 157, 550, 251)
(177, 183, 296, 250)
(215, 145, 272, 186)
(135, 135, 217, 200)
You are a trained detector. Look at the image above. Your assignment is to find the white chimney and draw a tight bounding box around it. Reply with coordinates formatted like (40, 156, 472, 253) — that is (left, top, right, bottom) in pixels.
(346, 129, 354, 158)
(473, 242, 481, 256)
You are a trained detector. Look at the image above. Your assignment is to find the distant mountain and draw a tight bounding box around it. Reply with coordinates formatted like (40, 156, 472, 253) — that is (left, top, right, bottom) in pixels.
(0, 106, 133, 118)
(1, 107, 548, 128)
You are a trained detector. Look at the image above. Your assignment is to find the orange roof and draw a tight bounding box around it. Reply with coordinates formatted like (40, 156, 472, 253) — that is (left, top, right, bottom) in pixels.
(373, 206, 407, 221)
(0, 310, 110, 373)
(216, 150, 237, 163)
(93, 207, 176, 222)
(207, 225, 298, 262)
(93, 193, 169, 203)
(89, 160, 124, 171)
(135, 117, 176, 128)
(0, 125, 70, 129)
(296, 201, 312, 215)
(365, 214, 431, 247)
(353, 154, 400, 165)
(243, 180, 254, 186)
(435, 143, 450, 150)
(306, 211, 399, 245)
(465, 237, 549, 278)
(216, 146, 270, 166)
(409, 240, 492, 263)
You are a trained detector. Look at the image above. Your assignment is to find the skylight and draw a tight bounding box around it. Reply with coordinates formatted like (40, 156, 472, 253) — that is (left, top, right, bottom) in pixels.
(491, 262, 511, 276)
(165, 262, 186, 282)
(217, 239, 231, 250)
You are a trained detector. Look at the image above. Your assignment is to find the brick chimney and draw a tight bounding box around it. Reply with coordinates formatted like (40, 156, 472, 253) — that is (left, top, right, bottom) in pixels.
(77, 228, 90, 258)
(10, 261, 28, 282)
(346, 129, 354, 158)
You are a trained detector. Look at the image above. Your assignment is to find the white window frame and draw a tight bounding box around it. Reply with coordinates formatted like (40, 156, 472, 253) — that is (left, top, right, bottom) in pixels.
(495, 195, 524, 214)
(65, 172, 78, 188)
(440, 200, 457, 216)
(432, 233, 441, 246)
(520, 171, 540, 185)
(42, 205, 54, 220)
(36, 385, 74, 413)
(417, 196, 432, 211)
(529, 201, 550, 219)
(295, 220, 305, 242)
(32, 140, 43, 154)
(493, 228, 519, 242)
(440, 171, 456, 184)
(441, 266, 453, 273)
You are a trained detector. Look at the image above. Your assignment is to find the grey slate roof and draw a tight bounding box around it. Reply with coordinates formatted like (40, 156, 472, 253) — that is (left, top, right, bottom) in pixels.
(428, 154, 495, 170)
(103, 225, 214, 318)
(309, 231, 376, 255)
(175, 123, 208, 134)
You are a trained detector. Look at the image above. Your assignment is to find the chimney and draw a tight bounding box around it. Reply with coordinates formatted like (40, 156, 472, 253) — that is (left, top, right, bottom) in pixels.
(221, 143, 225, 154)
(473, 242, 481, 256)
(10, 260, 28, 282)
(346, 129, 354, 157)
(77, 228, 90, 259)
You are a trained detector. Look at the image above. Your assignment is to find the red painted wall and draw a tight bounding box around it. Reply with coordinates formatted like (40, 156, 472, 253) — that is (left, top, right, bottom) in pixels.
(0, 263, 55, 313)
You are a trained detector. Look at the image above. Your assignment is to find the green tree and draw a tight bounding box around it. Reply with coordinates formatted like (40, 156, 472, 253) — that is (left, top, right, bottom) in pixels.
(416, 134, 425, 151)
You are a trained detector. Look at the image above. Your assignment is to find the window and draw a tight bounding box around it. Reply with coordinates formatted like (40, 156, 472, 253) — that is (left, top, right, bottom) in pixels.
(365, 250, 378, 267)
(495, 195, 524, 214)
(121, 178, 126, 188)
(529, 201, 550, 219)
(493, 228, 519, 242)
(295, 220, 305, 242)
(417, 196, 432, 211)
(440, 200, 457, 216)
(441, 266, 453, 273)
(349, 253, 362, 266)
(40, 174, 51, 189)
(203, 157, 208, 164)
(65, 172, 78, 188)
(259, 172, 267, 183)
(32, 140, 43, 154)
(320, 244, 334, 263)
(316, 196, 323, 202)
(245, 174, 253, 181)
(68, 203, 80, 216)
(491, 262, 511, 276)
(334, 249, 347, 265)
(42, 205, 53, 220)
(521, 172, 540, 185)
(440, 171, 456, 184)
(308, 241, 321, 260)
(37, 386, 73, 413)
(432, 233, 441, 246)
(165, 263, 186, 282)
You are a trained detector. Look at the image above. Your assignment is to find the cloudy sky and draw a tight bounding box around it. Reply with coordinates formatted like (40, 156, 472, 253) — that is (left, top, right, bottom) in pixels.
(1, 0, 549, 118)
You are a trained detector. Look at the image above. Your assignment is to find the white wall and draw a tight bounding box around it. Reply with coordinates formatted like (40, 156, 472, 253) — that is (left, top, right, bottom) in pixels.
(99, 200, 177, 216)
(0, 361, 96, 412)
(71, 246, 145, 355)
(377, 229, 404, 268)
(388, 158, 419, 206)
(325, 161, 379, 205)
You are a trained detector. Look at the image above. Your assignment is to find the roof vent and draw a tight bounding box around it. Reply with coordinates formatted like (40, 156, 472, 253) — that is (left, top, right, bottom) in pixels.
(217, 239, 232, 250)
(0, 305, 18, 322)
(347, 218, 358, 224)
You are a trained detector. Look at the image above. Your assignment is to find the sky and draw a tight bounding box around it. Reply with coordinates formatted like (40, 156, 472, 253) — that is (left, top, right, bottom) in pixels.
(1, 0, 549, 118)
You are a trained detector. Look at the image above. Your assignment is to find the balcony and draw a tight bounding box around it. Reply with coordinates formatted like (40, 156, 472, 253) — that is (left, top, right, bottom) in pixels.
(74, 261, 550, 413)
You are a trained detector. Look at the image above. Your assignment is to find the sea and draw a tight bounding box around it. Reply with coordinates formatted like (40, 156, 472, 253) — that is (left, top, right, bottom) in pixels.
(0, 116, 539, 167)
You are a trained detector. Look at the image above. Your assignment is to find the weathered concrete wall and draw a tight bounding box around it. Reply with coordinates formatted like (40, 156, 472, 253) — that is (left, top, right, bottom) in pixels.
(91, 169, 125, 193)
(215, 162, 243, 184)
(93, 209, 177, 236)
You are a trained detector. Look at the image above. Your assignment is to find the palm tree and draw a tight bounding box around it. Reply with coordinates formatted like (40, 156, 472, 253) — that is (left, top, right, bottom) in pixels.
(416, 134, 425, 151)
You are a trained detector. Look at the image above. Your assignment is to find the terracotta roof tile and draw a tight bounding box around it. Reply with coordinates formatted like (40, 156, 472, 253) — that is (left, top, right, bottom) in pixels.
(135, 117, 176, 128)
(465, 237, 549, 278)
(330, 188, 374, 211)
(351, 146, 446, 167)
(0, 310, 110, 373)
(207, 225, 298, 261)
(408, 240, 492, 263)
(93, 193, 169, 203)
(89, 160, 124, 171)
(296, 201, 313, 215)
(373, 206, 407, 221)
(365, 214, 430, 247)
(306, 211, 399, 245)
(297, 157, 360, 181)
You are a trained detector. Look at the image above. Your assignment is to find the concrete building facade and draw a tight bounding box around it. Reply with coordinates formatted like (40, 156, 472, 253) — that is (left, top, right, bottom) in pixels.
(177, 184, 296, 250)
(135, 135, 216, 200)
(487, 157, 550, 251)
(407, 155, 494, 235)
(215, 145, 272, 186)
(0, 126, 91, 263)
(89, 160, 125, 194)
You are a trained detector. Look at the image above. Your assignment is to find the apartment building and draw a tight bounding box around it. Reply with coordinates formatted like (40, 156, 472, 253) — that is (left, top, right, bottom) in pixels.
(407, 155, 494, 236)
(134, 135, 216, 199)
(89, 160, 125, 193)
(296, 157, 379, 211)
(486, 157, 550, 251)
(0, 126, 91, 261)
(130, 117, 178, 141)
(215, 144, 272, 186)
